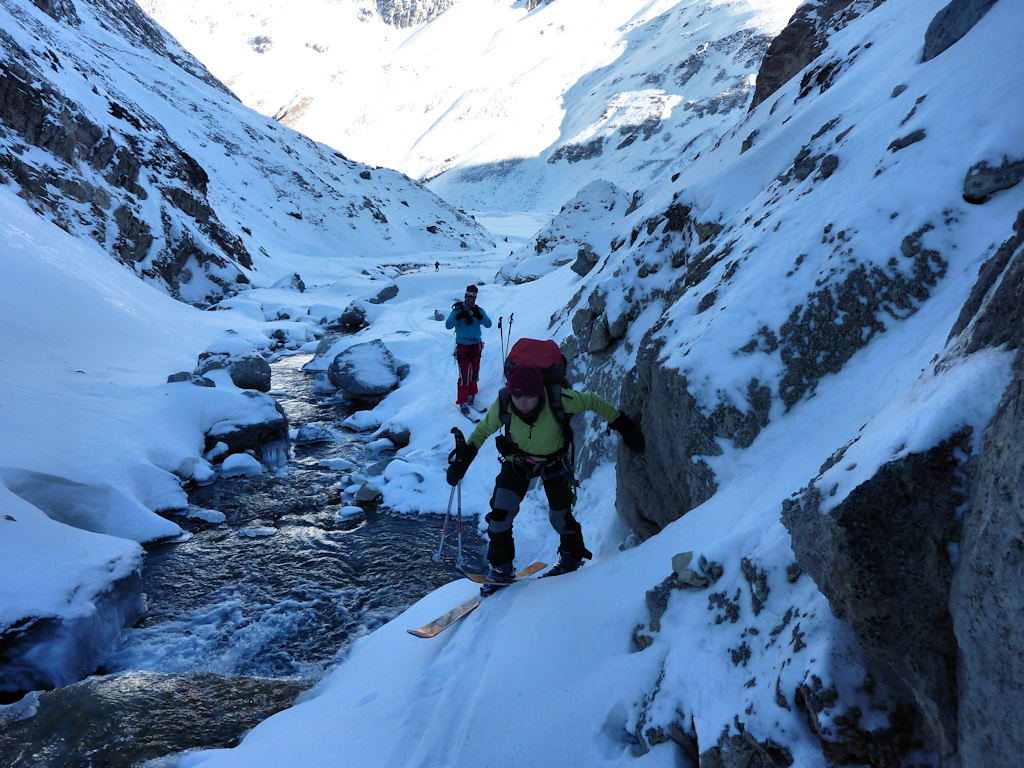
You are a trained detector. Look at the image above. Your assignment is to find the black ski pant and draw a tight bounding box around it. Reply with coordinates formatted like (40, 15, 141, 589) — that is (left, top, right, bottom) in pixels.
(485, 455, 583, 567)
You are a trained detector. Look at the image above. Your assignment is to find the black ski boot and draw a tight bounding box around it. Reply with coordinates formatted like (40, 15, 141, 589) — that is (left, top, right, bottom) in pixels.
(479, 563, 515, 596)
(541, 553, 583, 578)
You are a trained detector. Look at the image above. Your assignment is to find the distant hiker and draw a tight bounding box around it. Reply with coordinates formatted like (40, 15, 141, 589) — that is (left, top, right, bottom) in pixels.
(446, 360, 644, 592)
(445, 284, 492, 413)
(435, 261, 440, 272)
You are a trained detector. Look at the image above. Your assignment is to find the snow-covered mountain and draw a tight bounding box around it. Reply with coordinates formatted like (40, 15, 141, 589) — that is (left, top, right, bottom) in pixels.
(138, 0, 800, 213)
(0, 0, 490, 304)
(2, 1, 1023, 767)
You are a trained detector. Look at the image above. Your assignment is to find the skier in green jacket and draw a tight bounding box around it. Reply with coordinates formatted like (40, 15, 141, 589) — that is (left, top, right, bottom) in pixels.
(446, 363, 644, 592)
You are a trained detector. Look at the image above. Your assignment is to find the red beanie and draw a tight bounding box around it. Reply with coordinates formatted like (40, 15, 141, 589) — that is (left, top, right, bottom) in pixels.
(507, 364, 543, 397)
(465, 284, 479, 295)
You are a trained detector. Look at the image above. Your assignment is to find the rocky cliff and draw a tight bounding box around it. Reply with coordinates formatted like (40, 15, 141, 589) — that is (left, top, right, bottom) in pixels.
(556, 0, 1022, 765)
(0, 0, 490, 305)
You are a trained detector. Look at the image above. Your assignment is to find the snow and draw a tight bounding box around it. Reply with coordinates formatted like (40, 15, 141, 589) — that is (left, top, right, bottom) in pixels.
(2, 0, 1023, 764)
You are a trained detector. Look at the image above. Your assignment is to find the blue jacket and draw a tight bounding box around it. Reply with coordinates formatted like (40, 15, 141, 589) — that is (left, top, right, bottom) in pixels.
(446, 301, 492, 345)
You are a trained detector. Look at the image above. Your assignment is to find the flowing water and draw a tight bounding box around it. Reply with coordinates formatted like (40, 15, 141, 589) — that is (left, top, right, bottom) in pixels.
(0, 353, 482, 767)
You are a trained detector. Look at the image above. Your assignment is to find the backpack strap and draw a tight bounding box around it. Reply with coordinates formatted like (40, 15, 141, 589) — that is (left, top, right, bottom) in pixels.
(498, 387, 512, 433)
(499, 385, 575, 464)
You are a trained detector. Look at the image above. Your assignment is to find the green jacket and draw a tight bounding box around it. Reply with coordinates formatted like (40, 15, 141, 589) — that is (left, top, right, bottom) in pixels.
(468, 388, 620, 459)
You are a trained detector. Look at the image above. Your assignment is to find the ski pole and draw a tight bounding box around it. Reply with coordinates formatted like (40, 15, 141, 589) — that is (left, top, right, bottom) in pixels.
(433, 485, 456, 562)
(456, 481, 465, 568)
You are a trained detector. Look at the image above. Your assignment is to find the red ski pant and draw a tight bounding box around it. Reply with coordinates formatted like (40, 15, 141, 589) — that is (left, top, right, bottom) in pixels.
(455, 342, 483, 404)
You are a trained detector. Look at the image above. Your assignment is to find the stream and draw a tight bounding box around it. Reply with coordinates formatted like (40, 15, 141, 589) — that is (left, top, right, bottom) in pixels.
(0, 353, 483, 768)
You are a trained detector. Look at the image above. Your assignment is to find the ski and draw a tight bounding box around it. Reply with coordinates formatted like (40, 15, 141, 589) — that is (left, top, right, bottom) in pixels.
(459, 560, 547, 585)
(407, 562, 547, 639)
(453, 402, 481, 423)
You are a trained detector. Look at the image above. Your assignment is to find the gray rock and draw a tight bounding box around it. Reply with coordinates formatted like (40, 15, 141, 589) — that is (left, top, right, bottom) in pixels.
(571, 245, 600, 276)
(354, 483, 382, 503)
(750, 0, 883, 110)
(587, 315, 612, 353)
(945, 207, 1024, 768)
(334, 301, 369, 332)
(782, 431, 970, 761)
(167, 372, 215, 387)
(366, 284, 399, 305)
(327, 339, 401, 401)
(572, 307, 595, 335)
(376, 423, 411, 448)
(963, 156, 1024, 204)
(922, 0, 999, 62)
(270, 273, 305, 292)
(204, 393, 289, 467)
(196, 352, 272, 392)
(616, 337, 721, 539)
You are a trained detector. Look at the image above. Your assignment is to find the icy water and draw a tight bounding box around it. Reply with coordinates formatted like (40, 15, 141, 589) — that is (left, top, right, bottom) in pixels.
(0, 353, 482, 768)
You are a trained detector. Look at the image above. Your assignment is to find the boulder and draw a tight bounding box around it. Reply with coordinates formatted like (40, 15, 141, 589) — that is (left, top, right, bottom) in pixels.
(332, 301, 369, 332)
(270, 273, 305, 292)
(366, 284, 398, 305)
(922, 0, 999, 62)
(327, 339, 402, 402)
(195, 352, 272, 392)
(166, 372, 214, 387)
(375, 423, 411, 449)
(963, 156, 1024, 204)
(203, 392, 289, 467)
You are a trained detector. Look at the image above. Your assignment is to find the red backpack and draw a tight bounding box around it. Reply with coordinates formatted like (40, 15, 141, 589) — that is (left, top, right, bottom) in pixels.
(499, 338, 573, 450)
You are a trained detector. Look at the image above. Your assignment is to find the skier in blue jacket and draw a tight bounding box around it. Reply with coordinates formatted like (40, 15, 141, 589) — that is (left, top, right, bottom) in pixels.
(445, 284, 492, 414)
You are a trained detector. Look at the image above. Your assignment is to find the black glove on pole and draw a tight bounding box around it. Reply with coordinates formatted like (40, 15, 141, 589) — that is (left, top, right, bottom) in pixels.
(610, 414, 645, 453)
(447, 427, 478, 486)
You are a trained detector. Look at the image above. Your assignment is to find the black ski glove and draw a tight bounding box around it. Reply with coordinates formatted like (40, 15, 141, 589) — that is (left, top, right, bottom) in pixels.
(610, 414, 645, 453)
(455, 311, 471, 322)
(471, 306, 482, 320)
(495, 434, 518, 457)
(446, 443, 478, 486)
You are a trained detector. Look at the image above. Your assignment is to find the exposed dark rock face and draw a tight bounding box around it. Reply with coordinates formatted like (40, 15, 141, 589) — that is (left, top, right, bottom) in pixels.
(922, 0, 999, 62)
(783, 210, 1024, 766)
(0, 13, 251, 305)
(615, 337, 720, 539)
(962, 156, 1024, 204)
(775, 235, 947, 408)
(375, 0, 455, 28)
(945, 207, 1024, 768)
(750, 0, 887, 110)
(782, 432, 968, 760)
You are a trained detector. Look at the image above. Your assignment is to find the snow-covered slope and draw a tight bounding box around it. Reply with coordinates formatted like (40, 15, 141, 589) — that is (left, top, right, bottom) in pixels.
(139, 0, 800, 213)
(0, 0, 490, 304)
(168, 1, 1024, 766)
(3, 0, 1023, 765)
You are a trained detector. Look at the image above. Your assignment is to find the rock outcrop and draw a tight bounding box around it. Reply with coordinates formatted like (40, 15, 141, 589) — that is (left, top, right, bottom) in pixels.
(750, 0, 887, 110)
(375, 0, 455, 28)
(783, 208, 1024, 766)
(922, 0, 999, 62)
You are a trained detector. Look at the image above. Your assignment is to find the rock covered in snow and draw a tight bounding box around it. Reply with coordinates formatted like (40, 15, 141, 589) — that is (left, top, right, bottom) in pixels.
(196, 351, 272, 392)
(327, 339, 402, 402)
(167, 371, 215, 387)
(270, 272, 306, 292)
(204, 391, 289, 467)
(498, 180, 629, 284)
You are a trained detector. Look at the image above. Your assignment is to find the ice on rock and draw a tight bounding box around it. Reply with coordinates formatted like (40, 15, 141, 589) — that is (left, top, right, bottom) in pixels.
(220, 453, 265, 477)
